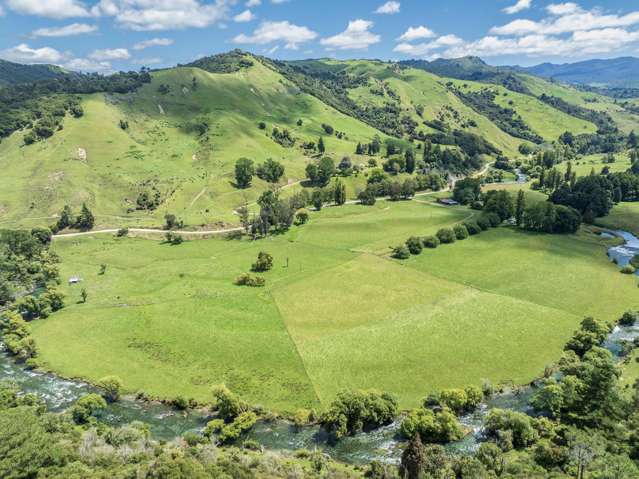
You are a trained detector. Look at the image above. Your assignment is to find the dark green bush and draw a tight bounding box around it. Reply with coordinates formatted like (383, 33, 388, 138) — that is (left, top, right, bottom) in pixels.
(422, 235, 440, 249)
(437, 228, 456, 244)
(453, 224, 469, 240)
(406, 237, 423, 255)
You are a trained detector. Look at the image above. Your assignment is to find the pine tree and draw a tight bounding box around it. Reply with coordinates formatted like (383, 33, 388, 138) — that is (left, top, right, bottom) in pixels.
(77, 203, 95, 231)
(515, 190, 526, 226)
(405, 148, 415, 174)
(400, 434, 426, 479)
(334, 180, 346, 206)
(318, 136, 325, 154)
(355, 142, 364, 155)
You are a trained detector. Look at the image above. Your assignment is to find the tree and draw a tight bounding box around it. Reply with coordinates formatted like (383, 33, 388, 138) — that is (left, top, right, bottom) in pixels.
(405, 148, 416, 174)
(355, 142, 364, 155)
(483, 190, 514, 221)
(256, 158, 285, 184)
(515, 190, 526, 226)
(316, 157, 335, 187)
(234, 158, 255, 189)
(406, 237, 423, 255)
(437, 228, 456, 244)
(80, 288, 88, 303)
(75, 203, 95, 231)
(97, 376, 122, 403)
(400, 434, 426, 479)
(311, 190, 323, 210)
(452, 178, 482, 205)
(318, 136, 325, 154)
(392, 245, 410, 259)
(334, 180, 346, 205)
(164, 213, 181, 230)
(211, 385, 248, 420)
(71, 393, 107, 424)
(251, 252, 273, 272)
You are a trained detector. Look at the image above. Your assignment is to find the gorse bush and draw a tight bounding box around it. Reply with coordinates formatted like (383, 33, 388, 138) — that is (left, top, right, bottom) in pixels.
(234, 273, 265, 287)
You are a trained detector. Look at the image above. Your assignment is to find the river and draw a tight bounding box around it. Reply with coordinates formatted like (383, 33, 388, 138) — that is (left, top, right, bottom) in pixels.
(1, 230, 638, 465)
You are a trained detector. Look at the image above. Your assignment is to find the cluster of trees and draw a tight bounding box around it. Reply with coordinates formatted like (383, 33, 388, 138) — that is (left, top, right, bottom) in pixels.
(271, 127, 295, 147)
(235, 158, 286, 189)
(0, 228, 64, 364)
(320, 390, 398, 441)
(136, 188, 161, 211)
(51, 204, 95, 232)
(359, 172, 445, 206)
(392, 214, 501, 260)
(540, 94, 617, 135)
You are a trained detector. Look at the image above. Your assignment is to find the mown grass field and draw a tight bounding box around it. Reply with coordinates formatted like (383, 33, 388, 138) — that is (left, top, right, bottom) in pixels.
(31, 199, 639, 412)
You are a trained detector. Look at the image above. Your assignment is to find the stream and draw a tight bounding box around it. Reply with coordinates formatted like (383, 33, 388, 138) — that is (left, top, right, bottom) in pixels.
(1, 230, 638, 465)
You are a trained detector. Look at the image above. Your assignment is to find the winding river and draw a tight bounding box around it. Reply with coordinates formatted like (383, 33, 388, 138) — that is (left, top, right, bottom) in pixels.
(1, 230, 638, 465)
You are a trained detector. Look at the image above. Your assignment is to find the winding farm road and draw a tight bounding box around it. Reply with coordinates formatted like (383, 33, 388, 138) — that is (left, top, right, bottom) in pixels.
(53, 164, 493, 240)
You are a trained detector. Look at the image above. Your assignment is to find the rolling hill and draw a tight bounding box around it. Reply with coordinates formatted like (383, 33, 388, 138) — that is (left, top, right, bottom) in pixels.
(0, 50, 637, 231)
(0, 59, 70, 86)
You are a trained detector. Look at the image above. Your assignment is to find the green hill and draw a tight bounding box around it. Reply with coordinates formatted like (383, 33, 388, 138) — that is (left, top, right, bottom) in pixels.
(0, 51, 636, 231)
(0, 59, 70, 86)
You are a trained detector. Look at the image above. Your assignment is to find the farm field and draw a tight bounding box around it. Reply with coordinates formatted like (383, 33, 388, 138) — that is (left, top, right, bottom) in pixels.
(31, 199, 639, 412)
(596, 202, 639, 236)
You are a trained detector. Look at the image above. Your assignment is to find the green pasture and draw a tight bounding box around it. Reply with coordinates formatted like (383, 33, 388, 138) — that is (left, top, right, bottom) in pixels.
(596, 202, 639, 236)
(31, 199, 639, 412)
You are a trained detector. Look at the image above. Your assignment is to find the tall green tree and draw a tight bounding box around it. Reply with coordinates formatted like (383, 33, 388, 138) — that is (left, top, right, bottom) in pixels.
(318, 136, 325, 154)
(334, 180, 346, 206)
(400, 434, 427, 479)
(234, 158, 255, 189)
(76, 203, 95, 231)
(515, 190, 526, 226)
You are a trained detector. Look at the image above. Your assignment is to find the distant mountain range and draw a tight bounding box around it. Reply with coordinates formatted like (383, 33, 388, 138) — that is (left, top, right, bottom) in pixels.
(517, 57, 639, 89)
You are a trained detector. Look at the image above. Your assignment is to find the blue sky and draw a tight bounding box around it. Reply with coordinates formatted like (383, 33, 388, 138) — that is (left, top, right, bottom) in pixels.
(0, 0, 638, 72)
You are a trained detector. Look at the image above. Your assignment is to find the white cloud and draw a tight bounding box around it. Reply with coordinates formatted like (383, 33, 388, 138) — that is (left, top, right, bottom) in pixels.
(375, 1, 400, 15)
(321, 19, 381, 50)
(491, 4, 639, 36)
(31, 23, 97, 38)
(394, 34, 463, 56)
(133, 38, 174, 50)
(246, 0, 260, 6)
(234, 9, 255, 22)
(546, 2, 580, 16)
(503, 0, 532, 15)
(88, 48, 130, 61)
(0, 43, 69, 63)
(397, 26, 435, 42)
(64, 57, 112, 72)
(6, 0, 90, 19)
(92, 0, 231, 31)
(131, 57, 163, 65)
(233, 20, 317, 49)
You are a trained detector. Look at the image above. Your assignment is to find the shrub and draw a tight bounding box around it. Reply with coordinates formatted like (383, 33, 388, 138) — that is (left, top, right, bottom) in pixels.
(320, 390, 398, 439)
(621, 265, 636, 275)
(463, 222, 481, 235)
(484, 409, 538, 449)
(234, 273, 265, 287)
(71, 394, 107, 424)
(453, 224, 469, 240)
(218, 412, 257, 444)
(619, 311, 638, 326)
(437, 228, 456, 244)
(400, 407, 463, 443)
(422, 235, 440, 249)
(116, 228, 129, 237)
(294, 210, 309, 225)
(392, 245, 411, 259)
(251, 252, 273, 272)
(476, 216, 491, 230)
(97, 376, 122, 403)
(165, 232, 184, 245)
(486, 212, 502, 227)
(406, 237, 423, 255)
(211, 385, 249, 420)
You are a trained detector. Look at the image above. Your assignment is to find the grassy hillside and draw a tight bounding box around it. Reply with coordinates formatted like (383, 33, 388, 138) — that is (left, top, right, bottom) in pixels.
(31, 200, 638, 411)
(521, 75, 639, 134)
(0, 57, 389, 229)
(0, 59, 70, 86)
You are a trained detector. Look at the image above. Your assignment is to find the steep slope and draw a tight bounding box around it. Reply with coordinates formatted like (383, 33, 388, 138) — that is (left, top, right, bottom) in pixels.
(286, 59, 598, 152)
(0, 57, 391, 229)
(0, 59, 70, 86)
